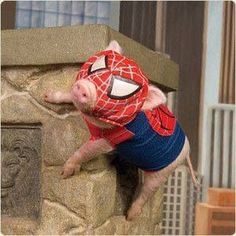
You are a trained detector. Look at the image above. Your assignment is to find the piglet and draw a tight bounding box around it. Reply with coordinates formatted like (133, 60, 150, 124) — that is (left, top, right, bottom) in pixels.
(44, 41, 200, 221)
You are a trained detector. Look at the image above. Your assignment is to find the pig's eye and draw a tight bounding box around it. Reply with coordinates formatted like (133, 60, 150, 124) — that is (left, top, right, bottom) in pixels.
(88, 56, 108, 74)
(107, 76, 142, 100)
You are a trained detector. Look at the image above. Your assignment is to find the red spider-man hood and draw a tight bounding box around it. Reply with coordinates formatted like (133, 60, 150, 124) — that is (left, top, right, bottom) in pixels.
(76, 50, 149, 126)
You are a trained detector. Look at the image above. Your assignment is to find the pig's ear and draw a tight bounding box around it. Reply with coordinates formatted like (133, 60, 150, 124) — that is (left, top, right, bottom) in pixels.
(142, 85, 167, 110)
(105, 40, 123, 54)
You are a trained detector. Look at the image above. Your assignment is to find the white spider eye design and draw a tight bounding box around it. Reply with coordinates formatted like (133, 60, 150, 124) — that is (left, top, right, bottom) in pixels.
(89, 55, 108, 74)
(108, 76, 142, 99)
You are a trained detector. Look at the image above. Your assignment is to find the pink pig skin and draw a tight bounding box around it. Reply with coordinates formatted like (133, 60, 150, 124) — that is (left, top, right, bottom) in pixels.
(44, 40, 199, 221)
(44, 81, 199, 221)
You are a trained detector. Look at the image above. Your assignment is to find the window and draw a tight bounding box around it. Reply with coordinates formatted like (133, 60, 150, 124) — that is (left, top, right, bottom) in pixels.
(15, 1, 119, 29)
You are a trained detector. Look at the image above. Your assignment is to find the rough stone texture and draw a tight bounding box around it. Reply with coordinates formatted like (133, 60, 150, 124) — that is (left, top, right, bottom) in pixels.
(29, 66, 78, 114)
(36, 200, 87, 235)
(149, 186, 164, 224)
(1, 93, 50, 124)
(82, 152, 115, 172)
(1, 25, 169, 234)
(1, 65, 164, 235)
(1, 67, 42, 91)
(2, 65, 79, 114)
(94, 216, 155, 235)
(2, 25, 178, 91)
(1, 78, 20, 99)
(1, 126, 41, 219)
(42, 166, 116, 228)
(42, 116, 89, 166)
(154, 224, 162, 235)
(1, 216, 38, 235)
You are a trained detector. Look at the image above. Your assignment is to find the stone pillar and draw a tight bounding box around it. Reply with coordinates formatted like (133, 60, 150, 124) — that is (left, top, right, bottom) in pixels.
(1, 25, 178, 235)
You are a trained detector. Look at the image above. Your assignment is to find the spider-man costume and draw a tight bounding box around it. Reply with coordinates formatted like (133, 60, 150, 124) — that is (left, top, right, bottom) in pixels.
(78, 50, 186, 171)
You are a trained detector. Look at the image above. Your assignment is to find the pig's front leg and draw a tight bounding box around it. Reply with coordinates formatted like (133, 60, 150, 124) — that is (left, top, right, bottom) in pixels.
(61, 138, 114, 178)
(44, 90, 73, 104)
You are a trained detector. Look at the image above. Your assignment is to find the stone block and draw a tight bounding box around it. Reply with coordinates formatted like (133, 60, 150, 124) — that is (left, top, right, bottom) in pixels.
(1, 216, 38, 235)
(1, 67, 41, 91)
(82, 153, 115, 172)
(125, 216, 155, 235)
(93, 219, 116, 235)
(2, 25, 179, 91)
(94, 216, 155, 235)
(36, 199, 86, 235)
(154, 224, 162, 235)
(2, 66, 79, 115)
(1, 94, 50, 124)
(1, 125, 41, 219)
(1, 24, 166, 234)
(42, 116, 89, 166)
(1, 78, 19, 99)
(149, 185, 164, 223)
(29, 66, 78, 114)
(42, 167, 116, 228)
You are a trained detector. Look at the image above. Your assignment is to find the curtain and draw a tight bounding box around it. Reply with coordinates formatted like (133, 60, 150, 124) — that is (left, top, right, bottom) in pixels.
(15, 1, 111, 28)
(219, 1, 235, 104)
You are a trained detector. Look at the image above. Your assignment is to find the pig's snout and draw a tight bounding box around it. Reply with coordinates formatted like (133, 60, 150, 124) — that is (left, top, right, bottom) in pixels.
(75, 83, 89, 104)
(71, 80, 97, 111)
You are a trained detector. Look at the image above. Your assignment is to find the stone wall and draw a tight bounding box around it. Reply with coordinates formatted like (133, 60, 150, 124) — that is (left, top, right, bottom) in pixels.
(1, 25, 178, 235)
(1, 65, 163, 235)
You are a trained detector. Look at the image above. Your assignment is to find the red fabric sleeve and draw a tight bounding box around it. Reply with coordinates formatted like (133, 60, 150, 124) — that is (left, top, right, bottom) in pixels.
(102, 126, 134, 147)
(84, 118, 134, 147)
(84, 119, 102, 141)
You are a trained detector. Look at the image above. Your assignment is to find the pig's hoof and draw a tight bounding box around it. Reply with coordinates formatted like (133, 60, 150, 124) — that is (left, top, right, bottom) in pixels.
(126, 205, 142, 221)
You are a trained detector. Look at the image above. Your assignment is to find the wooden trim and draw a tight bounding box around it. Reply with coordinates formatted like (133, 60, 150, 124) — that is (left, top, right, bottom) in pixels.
(228, 3, 235, 104)
(229, 2, 234, 103)
(165, 2, 205, 170)
(155, 2, 167, 52)
(219, 2, 235, 104)
(1, 1, 16, 30)
(198, 3, 225, 190)
(119, 1, 157, 50)
(198, 2, 209, 174)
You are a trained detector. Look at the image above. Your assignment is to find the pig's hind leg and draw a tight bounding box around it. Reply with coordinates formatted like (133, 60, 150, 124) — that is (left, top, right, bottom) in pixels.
(126, 137, 190, 221)
(126, 170, 168, 221)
